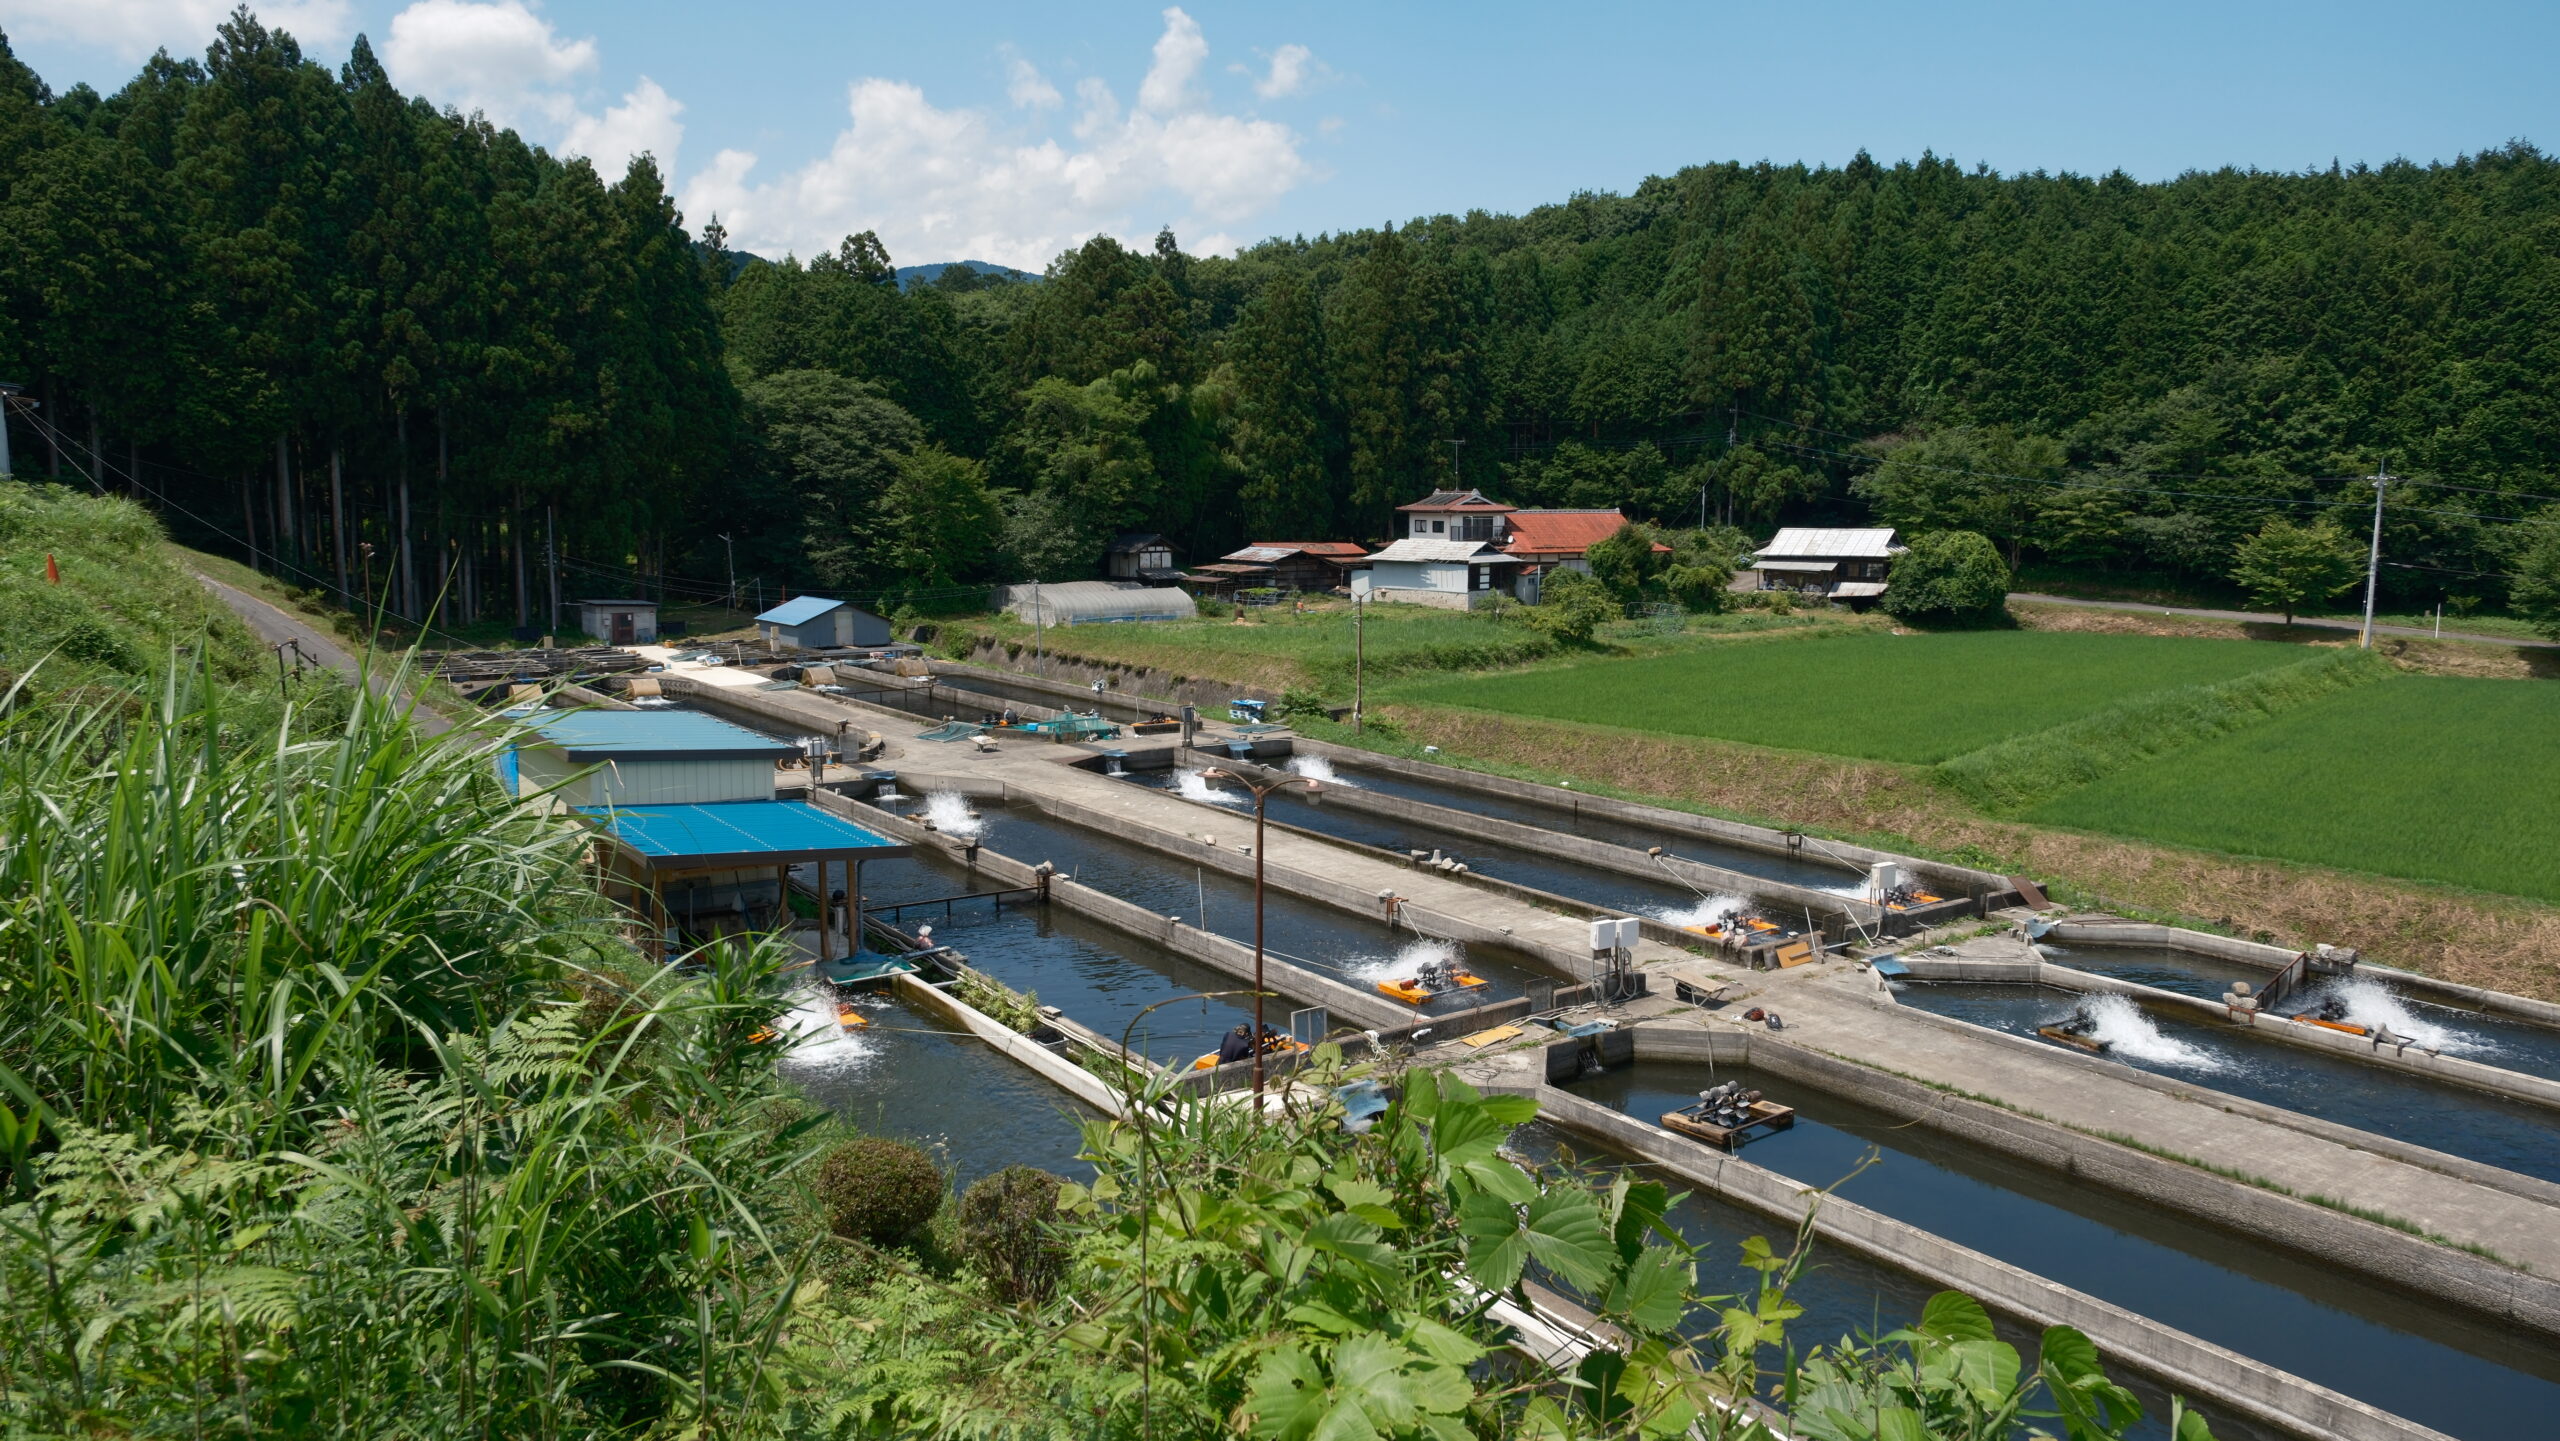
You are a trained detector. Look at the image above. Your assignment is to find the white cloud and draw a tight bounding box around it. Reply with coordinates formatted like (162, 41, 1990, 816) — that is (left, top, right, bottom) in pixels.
(383, 1, 677, 179)
(1137, 6, 1206, 115)
(560, 76, 683, 179)
(1006, 56, 1061, 110)
(1253, 43, 1315, 100)
(685, 10, 1312, 272)
(0, 0, 351, 61)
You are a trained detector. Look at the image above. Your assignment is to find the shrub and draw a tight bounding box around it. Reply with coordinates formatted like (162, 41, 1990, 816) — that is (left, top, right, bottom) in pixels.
(815, 1137, 947, 1247)
(1523, 568, 1617, 644)
(1882, 531, 2010, 624)
(47, 615, 143, 671)
(1278, 685, 1331, 719)
(958, 1166, 1068, 1304)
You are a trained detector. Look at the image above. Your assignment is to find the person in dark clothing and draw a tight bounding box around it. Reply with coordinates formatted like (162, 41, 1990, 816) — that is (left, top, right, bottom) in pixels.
(1217, 1023, 1256, 1065)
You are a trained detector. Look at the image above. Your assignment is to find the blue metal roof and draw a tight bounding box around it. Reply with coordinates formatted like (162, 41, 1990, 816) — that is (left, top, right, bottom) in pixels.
(526, 710, 794, 760)
(756, 595, 844, 626)
(577, 801, 907, 866)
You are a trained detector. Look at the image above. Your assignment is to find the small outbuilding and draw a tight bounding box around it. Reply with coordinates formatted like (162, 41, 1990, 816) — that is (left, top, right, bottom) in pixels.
(1188, 541, 1371, 596)
(572, 598, 659, 645)
(1105, 533, 1181, 583)
(1746, 528, 1905, 599)
(1348, 538, 1525, 609)
(507, 710, 794, 807)
(756, 595, 891, 650)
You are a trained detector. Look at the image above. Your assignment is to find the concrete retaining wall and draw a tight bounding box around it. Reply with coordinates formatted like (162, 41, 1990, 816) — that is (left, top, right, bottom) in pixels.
(2027, 961, 2560, 1114)
(1199, 753, 1876, 937)
(1515, 1068, 2446, 1441)
(954, 639, 1279, 713)
(893, 971, 1128, 1117)
(810, 789, 1416, 1032)
(1291, 735, 2014, 904)
(2047, 920, 2560, 1029)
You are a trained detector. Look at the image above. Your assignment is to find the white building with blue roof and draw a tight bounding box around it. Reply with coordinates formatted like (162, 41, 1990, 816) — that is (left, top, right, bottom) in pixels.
(755, 595, 891, 650)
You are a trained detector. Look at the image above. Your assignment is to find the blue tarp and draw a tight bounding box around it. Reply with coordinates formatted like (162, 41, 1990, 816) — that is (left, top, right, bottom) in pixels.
(578, 800, 905, 863)
(1869, 956, 1911, 977)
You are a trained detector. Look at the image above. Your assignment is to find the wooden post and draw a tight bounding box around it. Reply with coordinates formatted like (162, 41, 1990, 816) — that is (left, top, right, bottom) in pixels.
(847, 855, 863, 961)
(816, 858, 832, 965)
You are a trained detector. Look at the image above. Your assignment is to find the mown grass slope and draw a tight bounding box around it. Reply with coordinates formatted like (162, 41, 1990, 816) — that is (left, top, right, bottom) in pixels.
(1396, 630, 2310, 763)
(0, 481, 264, 694)
(2027, 676, 2560, 903)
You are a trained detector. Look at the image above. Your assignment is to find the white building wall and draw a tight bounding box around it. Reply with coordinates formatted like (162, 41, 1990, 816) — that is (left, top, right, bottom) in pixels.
(598, 757, 775, 805)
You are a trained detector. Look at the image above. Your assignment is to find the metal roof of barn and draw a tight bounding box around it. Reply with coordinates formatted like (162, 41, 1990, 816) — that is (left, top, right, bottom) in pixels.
(577, 801, 908, 870)
(1365, 538, 1523, 563)
(756, 595, 846, 626)
(1755, 528, 1904, 560)
(1752, 560, 1838, 573)
(1830, 581, 1890, 598)
(526, 710, 796, 761)
(1250, 541, 1369, 557)
(1396, 489, 1512, 513)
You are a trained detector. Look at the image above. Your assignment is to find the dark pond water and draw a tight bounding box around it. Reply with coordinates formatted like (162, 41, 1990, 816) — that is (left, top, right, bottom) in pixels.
(1564, 1061, 2560, 1441)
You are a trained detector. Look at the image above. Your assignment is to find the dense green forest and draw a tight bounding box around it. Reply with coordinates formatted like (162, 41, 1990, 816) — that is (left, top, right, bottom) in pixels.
(6, 11, 2560, 623)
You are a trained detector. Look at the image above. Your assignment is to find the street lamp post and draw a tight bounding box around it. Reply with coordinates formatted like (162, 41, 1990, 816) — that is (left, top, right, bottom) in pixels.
(1199, 766, 1322, 1109)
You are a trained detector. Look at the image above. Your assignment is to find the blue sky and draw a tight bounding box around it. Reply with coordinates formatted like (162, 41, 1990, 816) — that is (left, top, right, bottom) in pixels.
(7, 2, 2554, 269)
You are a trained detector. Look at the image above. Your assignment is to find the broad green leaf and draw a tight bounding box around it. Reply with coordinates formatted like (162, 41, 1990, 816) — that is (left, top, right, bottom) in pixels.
(1459, 1154, 1540, 1206)
(1458, 1191, 1529, 1291)
(1247, 1345, 1332, 1441)
(1876, 1405, 1933, 1441)
(1326, 1174, 1394, 1210)
(2173, 1401, 2219, 1441)
(1305, 1212, 1397, 1280)
(1522, 1192, 1617, 1294)
(1477, 1094, 1540, 1124)
(1602, 1244, 1692, 1333)
(1407, 1317, 1488, 1368)
(1918, 1289, 1998, 1345)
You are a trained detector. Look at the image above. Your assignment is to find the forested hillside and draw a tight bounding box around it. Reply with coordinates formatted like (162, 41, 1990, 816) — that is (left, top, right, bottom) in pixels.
(7, 12, 2559, 620)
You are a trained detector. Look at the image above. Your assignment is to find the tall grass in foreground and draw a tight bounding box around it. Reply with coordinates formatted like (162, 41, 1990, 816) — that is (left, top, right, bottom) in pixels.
(0, 663, 819, 1437)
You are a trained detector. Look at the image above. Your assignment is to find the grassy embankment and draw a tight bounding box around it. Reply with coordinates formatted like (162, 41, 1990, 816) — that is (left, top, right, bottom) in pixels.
(939, 599, 1861, 694)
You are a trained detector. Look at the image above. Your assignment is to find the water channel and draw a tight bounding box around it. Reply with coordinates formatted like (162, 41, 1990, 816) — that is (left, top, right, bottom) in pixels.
(1310, 754, 1875, 895)
(1118, 767, 1728, 924)
(1565, 1061, 2560, 1440)
(944, 797, 1560, 1004)
(2040, 939, 2560, 1082)
(1892, 982, 2560, 1187)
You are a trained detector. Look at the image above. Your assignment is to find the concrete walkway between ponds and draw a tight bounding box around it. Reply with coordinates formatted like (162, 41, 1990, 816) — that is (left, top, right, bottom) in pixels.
(1651, 954, 2560, 1304)
(942, 738, 1740, 986)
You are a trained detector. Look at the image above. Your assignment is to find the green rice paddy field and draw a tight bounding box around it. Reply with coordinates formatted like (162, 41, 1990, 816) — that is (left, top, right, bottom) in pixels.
(1394, 631, 2311, 763)
(2027, 677, 2560, 903)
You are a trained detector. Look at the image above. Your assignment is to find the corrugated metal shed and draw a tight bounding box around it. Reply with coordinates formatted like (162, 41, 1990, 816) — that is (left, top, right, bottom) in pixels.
(1364, 538, 1522, 563)
(1831, 581, 1890, 598)
(578, 801, 906, 866)
(756, 595, 844, 626)
(1755, 528, 1902, 559)
(527, 711, 794, 761)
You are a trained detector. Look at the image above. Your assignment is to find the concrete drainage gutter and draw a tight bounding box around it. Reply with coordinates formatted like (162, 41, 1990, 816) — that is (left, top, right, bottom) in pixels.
(1510, 1026, 2457, 1441)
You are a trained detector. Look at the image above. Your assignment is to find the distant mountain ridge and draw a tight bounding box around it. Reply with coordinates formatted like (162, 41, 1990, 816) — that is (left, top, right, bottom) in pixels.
(896, 259, 1037, 290)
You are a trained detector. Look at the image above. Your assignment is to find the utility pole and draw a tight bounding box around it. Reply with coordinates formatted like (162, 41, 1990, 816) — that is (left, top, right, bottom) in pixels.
(718, 532, 736, 611)
(2360, 463, 2391, 650)
(545, 504, 560, 638)
(0, 382, 20, 477)
(1446, 438, 1465, 487)
(1352, 594, 1365, 734)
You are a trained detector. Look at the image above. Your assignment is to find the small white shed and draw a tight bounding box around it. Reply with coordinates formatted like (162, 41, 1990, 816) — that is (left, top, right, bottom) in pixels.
(573, 598, 659, 645)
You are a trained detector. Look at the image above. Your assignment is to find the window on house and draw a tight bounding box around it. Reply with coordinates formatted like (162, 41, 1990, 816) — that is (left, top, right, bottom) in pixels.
(1432, 519, 1446, 533)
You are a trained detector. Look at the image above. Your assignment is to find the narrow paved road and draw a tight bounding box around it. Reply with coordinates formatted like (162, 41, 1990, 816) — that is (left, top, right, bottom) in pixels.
(2009, 591, 2560, 650)
(193, 570, 454, 734)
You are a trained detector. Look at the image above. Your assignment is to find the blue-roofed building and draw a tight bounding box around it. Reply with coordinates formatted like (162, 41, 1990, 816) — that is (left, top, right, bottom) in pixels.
(755, 595, 890, 651)
(580, 799, 912, 979)
(512, 709, 794, 806)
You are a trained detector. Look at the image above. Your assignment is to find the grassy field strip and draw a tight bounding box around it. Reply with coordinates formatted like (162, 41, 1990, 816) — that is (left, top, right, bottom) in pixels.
(1934, 647, 2397, 815)
(2028, 676, 2560, 905)
(1394, 630, 2311, 763)
(955, 606, 1840, 692)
